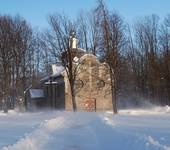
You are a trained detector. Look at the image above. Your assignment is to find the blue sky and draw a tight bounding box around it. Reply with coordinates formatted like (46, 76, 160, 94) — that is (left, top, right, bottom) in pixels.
(0, 0, 169, 29)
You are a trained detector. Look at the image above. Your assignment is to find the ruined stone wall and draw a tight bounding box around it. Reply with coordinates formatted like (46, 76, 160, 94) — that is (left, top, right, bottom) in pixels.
(64, 54, 113, 111)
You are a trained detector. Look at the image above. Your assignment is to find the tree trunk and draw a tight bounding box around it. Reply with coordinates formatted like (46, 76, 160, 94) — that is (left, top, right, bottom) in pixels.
(70, 83, 77, 112)
(110, 67, 117, 114)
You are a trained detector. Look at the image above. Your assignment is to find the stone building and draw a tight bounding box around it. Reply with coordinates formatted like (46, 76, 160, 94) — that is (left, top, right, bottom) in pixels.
(63, 32, 113, 111)
(27, 33, 113, 112)
(64, 43, 113, 111)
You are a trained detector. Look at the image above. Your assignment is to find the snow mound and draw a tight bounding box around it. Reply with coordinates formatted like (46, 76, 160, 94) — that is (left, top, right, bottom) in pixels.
(43, 117, 65, 131)
(119, 105, 170, 115)
(1, 116, 66, 150)
(146, 136, 170, 150)
(1, 108, 170, 150)
(0, 110, 19, 116)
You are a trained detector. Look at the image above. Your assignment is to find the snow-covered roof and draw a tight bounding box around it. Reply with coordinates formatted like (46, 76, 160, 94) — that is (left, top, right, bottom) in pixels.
(51, 64, 65, 77)
(79, 53, 99, 64)
(40, 64, 65, 83)
(44, 81, 58, 85)
(29, 89, 44, 98)
(44, 78, 64, 85)
(40, 76, 49, 82)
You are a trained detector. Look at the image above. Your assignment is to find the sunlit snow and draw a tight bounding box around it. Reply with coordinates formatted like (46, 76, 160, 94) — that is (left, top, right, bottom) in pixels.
(0, 106, 170, 150)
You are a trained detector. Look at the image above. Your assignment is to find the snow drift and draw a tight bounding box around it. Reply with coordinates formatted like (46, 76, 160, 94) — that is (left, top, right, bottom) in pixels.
(0, 106, 170, 150)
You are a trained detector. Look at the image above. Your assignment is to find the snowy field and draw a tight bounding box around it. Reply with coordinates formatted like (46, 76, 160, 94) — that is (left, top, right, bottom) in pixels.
(0, 107, 170, 150)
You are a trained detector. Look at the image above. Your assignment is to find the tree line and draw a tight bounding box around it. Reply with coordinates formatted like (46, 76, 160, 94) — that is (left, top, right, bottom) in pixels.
(0, 0, 170, 111)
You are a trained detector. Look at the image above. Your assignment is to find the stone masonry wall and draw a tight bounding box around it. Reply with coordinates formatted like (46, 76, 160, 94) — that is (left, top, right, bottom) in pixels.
(64, 54, 113, 111)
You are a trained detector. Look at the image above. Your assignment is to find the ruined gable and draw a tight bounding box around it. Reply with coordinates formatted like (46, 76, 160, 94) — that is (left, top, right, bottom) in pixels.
(65, 53, 113, 111)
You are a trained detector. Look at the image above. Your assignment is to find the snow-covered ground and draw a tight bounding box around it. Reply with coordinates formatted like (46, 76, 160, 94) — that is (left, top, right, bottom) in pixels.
(0, 106, 170, 150)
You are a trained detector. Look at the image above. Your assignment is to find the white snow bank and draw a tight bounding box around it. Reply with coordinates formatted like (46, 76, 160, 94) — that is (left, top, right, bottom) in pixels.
(146, 136, 170, 150)
(0, 110, 19, 116)
(1, 108, 170, 150)
(1, 117, 66, 150)
(103, 108, 170, 150)
(43, 117, 65, 131)
(118, 105, 170, 115)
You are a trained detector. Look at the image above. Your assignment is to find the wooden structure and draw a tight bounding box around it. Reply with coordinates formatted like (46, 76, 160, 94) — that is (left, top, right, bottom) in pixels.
(43, 77, 65, 109)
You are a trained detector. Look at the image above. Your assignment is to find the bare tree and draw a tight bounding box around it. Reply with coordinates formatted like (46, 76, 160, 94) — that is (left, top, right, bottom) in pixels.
(133, 15, 160, 103)
(0, 15, 15, 110)
(76, 10, 101, 56)
(159, 15, 170, 105)
(94, 0, 126, 113)
(0, 15, 33, 111)
(43, 14, 85, 111)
